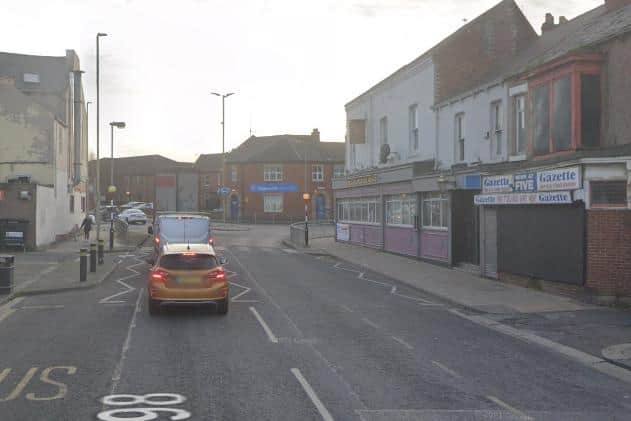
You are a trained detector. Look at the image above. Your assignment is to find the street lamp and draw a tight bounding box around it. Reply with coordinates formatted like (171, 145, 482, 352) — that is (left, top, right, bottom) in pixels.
(95, 32, 107, 247)
(86, 101, 92, 211)
(211, 91, 235, 223)
(108, 121, 125, 251)
(303, 193, 311, 247)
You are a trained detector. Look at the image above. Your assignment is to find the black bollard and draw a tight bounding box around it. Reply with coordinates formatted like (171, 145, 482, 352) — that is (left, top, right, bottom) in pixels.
(80, 248, 88, 282)
(98, 240, 104, 265)
(90, 243, 97, 273)
(109, 220, 115, 252)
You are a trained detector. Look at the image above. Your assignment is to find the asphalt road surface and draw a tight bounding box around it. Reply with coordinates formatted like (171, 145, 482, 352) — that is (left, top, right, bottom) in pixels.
(1, 228, 631, 420)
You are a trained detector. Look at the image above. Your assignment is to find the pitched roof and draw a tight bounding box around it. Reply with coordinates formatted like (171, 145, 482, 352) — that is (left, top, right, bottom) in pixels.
(194, 153, 224, 172)
(91, 155, 179, 175)
(225, 135, 344, 164)
(505, 3, 631, 78)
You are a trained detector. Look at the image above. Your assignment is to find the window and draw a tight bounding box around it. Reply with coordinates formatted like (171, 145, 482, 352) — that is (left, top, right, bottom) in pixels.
(337, 198, 381, 224)
(533, 84, 550, 155)
(69, 195, 75, 213)
(591, 181, 627, 208)
(23, 73, 40, 83)
(422, 192, 448, 229)
(581, 75, 601, 148)
(231, 166, 238, 183)
(455, 113, 465, 162)
(513, 95, 527, 155)
(551, 76, 571, 151)
(409, 104, 419, 152)
(264, 164, 283, 181)
(385, 195, 417, 226)
(334, 165, 345, 179)
(379, 116, 388, 146)
(312, 165, 323, 182)
(263, 194, 283, 213)
(491, 101, 503, 156)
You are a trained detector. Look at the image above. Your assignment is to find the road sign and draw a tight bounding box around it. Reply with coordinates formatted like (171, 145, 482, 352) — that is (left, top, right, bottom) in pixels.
(218, 187, 231, 196)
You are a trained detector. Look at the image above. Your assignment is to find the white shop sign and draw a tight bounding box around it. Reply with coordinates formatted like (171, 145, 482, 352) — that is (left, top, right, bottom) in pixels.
(537, 166, 581, 191)
(336, 223, 350, 241)
(482, 175, 513, 193)
(474, 191, 573, 205)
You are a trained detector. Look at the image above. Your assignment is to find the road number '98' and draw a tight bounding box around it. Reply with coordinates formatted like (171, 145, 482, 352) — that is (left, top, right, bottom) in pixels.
(97, 394, 191, 421)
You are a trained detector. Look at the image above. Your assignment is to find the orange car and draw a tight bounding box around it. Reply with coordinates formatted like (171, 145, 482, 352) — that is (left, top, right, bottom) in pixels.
(147, 243, 228, 315)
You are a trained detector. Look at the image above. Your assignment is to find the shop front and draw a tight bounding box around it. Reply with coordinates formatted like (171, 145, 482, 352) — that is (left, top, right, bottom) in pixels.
(476, 165, 585, 285)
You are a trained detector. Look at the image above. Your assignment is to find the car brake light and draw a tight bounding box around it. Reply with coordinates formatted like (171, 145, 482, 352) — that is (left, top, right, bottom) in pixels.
(209, 237, 214, 245)
(154, 237, 160, 244)
(209, 269, 225, 280)
(183, 252, 196, 256)
(150, 270, 169, 282)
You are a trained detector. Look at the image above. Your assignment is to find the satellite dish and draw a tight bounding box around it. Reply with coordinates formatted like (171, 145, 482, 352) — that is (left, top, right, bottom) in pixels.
(379, 144, 391, 164)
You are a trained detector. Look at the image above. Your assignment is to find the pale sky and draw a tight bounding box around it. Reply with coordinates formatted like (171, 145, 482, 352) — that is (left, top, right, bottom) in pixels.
(1, 0, 599, 162)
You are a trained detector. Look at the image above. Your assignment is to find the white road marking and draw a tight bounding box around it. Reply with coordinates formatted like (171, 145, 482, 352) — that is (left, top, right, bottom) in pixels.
(431, 360, 461, 379)
(20, 305, 65, 310)
(230, 281, 258, 303)
(40, 266, 57, 275)
(341, 305, 354, 313)
(282, 248, 298, 254)
(390, 285, 397, 294)
(249, 306, 279, 343)
(486, 395, 532, 420)
(392, 336, 414, 350)
(291, 368, 334, 421)
(100, 255, 147, 304)
(361, 317, 380, 329)
(0, 297, 25, 324)
(108, 287, 143, 395)
(357, 272, 364, 279)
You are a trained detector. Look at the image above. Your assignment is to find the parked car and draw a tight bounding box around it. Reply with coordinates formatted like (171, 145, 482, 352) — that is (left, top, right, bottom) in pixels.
(149, 214, 214, 259)
(118, 208, 148, 225)
(99, 205, 120, 222)
(134, 202, 154, 215)
(119, 201, 146, 212)
(147, 243, 228, 315)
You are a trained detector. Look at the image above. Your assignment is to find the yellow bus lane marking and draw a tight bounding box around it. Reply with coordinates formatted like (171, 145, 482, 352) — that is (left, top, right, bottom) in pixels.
(0, 366, 77, 402)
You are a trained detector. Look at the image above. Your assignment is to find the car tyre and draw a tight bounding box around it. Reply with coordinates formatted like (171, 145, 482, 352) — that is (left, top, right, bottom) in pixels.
(148, 297, 160, 316)
(216, 297, 229, 315)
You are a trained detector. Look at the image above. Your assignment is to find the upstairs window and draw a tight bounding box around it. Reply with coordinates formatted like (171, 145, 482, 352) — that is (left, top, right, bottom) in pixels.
(231, 166, 238, 183)
(455, 113, 465, 162)
(263, 164, 283, 182)
(513, 95, 527, 155)
(409, 104, 419, 152)
(491, 101, 503, 157)
(312, 165, 323, 182)
(581, 75, 601, 148)
(333, 165, 345, 179)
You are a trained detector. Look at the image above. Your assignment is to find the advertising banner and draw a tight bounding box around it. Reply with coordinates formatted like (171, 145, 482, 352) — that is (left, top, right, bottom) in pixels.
(513, 172, 537, 192)
(482, 175, 513, 193)
(249, 183, 298, 193)
(537, 166, 581, 191)
(336, 223, 350, 241)
(474, 191, 573, 205)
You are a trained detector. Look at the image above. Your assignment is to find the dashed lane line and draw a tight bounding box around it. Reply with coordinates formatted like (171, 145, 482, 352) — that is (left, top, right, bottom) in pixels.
(0, 297, 25, 324)
(486, 395, 533, 420)
(249, 306, 279, 343)
(431, 360, 462, 379)
(291, 368, 334, 421)
(361, 317, 380, 330)
(392, 336, 414, 350)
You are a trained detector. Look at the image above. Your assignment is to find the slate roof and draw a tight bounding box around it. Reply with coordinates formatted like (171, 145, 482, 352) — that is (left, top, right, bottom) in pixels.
(226, 135, 345, 164)
(504, 3, 631, 78)
(194, 153, 224, 172)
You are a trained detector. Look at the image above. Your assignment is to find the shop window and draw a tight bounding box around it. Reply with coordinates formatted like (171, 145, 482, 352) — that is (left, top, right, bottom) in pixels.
(386, 195, 416, 226)
(312, 165, 323, 182)
(334, 165, 345, 179)
(591, 181, 627, 208)
(455, 113, 465, 162)
(512, 95, 527, 155)
(337, 198, 381, 224)
(264, 164, 283, 182)
(263, 194, 283, 213)
(581, 75, 601, 148)
(422, 192, 448, 229)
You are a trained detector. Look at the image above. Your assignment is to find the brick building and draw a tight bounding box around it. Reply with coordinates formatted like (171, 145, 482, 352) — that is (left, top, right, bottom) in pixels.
(194, 153, 224, 211)
(224, 129, 344, 223)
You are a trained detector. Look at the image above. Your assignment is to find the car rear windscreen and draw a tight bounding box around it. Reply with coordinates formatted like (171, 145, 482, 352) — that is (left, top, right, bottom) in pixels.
(159, 254, 218, 270)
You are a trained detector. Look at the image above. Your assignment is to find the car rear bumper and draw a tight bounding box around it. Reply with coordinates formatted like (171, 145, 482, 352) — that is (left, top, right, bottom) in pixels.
(149, 282, 228, 301)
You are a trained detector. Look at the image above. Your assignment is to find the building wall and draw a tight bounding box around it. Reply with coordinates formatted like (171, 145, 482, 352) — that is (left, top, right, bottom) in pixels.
(35, 184, 56, 246)
(603, 35, 631, 147)
(199, 171, 222, 211)
(586, 210, 631, 296)
(345, 59, 436, 172)
(436, 82, 507, 168)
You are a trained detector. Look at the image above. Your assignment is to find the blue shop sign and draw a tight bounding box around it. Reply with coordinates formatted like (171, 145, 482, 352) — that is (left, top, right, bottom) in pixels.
(249, 183, 298, 193)
(513, 172, 537, 192)
(457, 174, 482, 190)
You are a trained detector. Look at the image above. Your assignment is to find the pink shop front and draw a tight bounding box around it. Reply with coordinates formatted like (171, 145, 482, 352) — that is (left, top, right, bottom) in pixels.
(334, 176, 450, 264)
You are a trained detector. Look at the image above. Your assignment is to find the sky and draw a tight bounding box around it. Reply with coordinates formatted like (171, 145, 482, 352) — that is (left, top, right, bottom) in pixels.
(1, 0, 599, 162)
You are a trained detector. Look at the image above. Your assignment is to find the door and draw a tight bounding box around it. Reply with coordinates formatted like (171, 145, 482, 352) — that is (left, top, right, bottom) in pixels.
(452, 190, 480, 265)
(315, 194, 326, 220)
(230, 195, 239, 222)
(482, 207, 498, 279)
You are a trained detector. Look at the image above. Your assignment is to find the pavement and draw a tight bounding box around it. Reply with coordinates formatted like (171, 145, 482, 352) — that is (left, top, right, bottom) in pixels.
(287, 236, 631, 372)
(0, 225, 630, 420)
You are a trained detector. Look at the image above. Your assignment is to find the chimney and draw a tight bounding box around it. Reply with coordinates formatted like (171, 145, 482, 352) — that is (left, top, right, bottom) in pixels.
(311, 128, 320, 142)
(541, 13, 557, 33)
(605, 0, 631, 11)
(559, 16, 568, 24)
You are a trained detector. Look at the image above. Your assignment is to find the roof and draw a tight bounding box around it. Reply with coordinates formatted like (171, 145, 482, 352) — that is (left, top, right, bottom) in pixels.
(194, 153, 224, 172)
(346, 0, 532, 107)
(505, 3, 631, 79)
(226, 135, 345, 164)
(162, 243, 215, 256)
(91, 155, 179, 175)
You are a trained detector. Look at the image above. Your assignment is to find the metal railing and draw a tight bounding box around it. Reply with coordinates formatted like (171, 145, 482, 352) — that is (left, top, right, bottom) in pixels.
(289, 221, 335, 248)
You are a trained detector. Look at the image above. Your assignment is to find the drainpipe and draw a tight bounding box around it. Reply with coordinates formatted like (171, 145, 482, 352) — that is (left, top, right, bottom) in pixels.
(72, 70, 84, 185)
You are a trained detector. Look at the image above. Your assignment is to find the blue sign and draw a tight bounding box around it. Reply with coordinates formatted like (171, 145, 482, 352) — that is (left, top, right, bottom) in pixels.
(463, 174, 481, 190)
(249, 183, 298, 193)
(513, 172, 537, 192)
(217, 187, 231, 196)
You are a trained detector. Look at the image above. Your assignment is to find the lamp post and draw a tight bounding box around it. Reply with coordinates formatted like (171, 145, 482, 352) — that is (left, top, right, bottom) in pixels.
(211, 91, 235, 223)
(86, 101, 92, 211)
(95, 32, 107, 242)
(303, 193, 310, 247)
(108, 121, 125, 251)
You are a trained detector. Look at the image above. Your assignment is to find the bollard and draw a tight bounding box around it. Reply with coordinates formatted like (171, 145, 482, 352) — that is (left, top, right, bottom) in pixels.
(98, 240, 104, 265)
(79, 248, 88, 282)
(90, 243, 97, 273)
(109, 220, 115, 252)
(0, 255, 15, 296)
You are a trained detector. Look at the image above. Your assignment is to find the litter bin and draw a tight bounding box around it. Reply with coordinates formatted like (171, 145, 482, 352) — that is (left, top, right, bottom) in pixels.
(0, 255, 15, 296)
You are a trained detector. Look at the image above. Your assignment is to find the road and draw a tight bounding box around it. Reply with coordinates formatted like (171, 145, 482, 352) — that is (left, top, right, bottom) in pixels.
(1, 226, 630, 420)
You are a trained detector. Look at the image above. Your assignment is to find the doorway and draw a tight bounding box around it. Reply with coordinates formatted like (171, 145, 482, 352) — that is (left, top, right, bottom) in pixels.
(230, 195, 239, 222)
(315, 194, 326, 220)
(452, 190, 480, 265)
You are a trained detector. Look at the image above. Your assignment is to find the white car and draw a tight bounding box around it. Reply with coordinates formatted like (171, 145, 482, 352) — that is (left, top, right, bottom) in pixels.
(118, 208, 148, 225)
